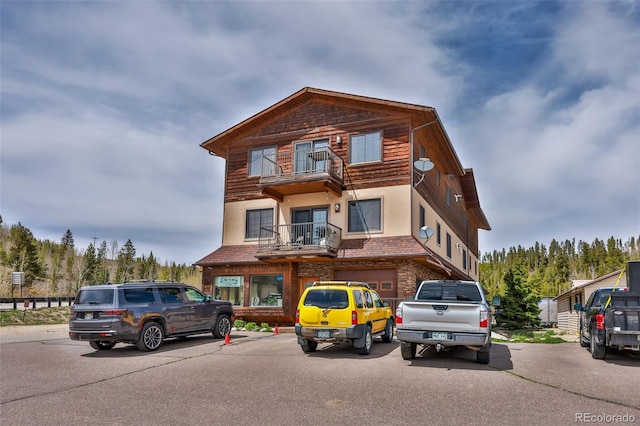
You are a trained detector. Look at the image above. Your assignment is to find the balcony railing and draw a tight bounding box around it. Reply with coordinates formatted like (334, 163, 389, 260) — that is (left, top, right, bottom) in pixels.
(258, 222, 342, 254)
(260, 147, 343, 181)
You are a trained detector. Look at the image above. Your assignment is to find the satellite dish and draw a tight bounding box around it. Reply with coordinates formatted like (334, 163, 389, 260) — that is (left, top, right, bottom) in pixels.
(413, 158, 434, 172)
(418, 226, 434, 240)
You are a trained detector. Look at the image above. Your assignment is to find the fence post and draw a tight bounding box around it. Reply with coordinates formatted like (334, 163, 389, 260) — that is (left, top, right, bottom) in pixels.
(13, 298, 17, 310)
(32, 299, 36, 309)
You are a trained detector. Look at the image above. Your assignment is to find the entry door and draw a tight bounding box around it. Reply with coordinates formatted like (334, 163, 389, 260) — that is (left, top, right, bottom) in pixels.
(292, 208, 327, 245)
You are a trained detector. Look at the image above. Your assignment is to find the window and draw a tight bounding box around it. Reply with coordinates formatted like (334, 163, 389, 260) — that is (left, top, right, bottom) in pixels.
(249, 274, 283, 307)
(214, 276, 244, 306)
(436, 169, 440, 186)
(294, 139, 329, 173)
(364, 291, 374, 308)
(348, 199, 381, 232)
(246, 208, 274, 239)
(436, 222, 441, 245)
(184, 288, 206, 302)
(353, 289, 363, 308)
(463, 249, 467, 270)
(446, 233, 452, 258)
(372, 292, 384, 308)
(248, 146, 276, 177)
(160, 287, 184, 303)
(350, 131, 381, 164)
(122, 288, 155, 304)
(419, 205, 425, 228)
(446, 186, 451, 206)
(381, 282, 393, 290)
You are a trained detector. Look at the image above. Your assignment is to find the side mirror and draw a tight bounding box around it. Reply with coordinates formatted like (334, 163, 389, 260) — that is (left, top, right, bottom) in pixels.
(492, 296, 501, 307)
(383, 301, 389, 307)
(574, 303, 582, 311)
(205, 294, 212, 302)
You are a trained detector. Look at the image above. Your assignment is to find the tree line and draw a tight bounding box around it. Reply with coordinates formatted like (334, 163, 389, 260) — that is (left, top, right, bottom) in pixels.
(0, 216, 200, 297)
(481, 235, 639, 299)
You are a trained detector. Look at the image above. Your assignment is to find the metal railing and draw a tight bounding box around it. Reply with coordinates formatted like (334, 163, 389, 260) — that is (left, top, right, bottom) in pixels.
(261, 147, 343, 179)
(259, 222, 342, 252)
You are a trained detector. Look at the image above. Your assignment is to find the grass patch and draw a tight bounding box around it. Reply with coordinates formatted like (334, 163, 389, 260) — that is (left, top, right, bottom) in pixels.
(0, 307, 71, 326)
(493, 329, 566, 344)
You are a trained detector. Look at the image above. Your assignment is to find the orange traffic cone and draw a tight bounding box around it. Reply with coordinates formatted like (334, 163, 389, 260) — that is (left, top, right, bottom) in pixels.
(224, 333, 231, 345)
(273, 325, 279, 335)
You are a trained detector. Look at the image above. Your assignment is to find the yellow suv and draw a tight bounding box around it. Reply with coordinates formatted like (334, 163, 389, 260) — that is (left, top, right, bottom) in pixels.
(294, 281, 394, 355)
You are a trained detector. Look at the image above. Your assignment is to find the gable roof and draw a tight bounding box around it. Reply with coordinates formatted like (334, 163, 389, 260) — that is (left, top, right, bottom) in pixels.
(201, 87, 466, 176)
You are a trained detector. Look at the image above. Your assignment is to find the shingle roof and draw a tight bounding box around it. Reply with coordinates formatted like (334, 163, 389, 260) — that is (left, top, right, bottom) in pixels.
(195, 236, 431, 266)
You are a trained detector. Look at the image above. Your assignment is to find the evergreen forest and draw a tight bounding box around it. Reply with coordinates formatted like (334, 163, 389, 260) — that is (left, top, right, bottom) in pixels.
(0, 216, 200, 297)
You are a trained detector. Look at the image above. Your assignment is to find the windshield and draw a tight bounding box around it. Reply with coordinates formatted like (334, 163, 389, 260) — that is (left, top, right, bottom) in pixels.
(417, 283, 482, 302)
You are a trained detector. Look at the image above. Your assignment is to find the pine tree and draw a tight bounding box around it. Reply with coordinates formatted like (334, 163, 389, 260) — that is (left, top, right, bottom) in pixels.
(5, 223, 46, 294)
(496, 262, 541, 329)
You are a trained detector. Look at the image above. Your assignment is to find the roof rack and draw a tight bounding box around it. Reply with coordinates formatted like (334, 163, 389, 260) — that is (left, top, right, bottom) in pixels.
(123, 279, 175, 284)
(312, 281, 370, 289)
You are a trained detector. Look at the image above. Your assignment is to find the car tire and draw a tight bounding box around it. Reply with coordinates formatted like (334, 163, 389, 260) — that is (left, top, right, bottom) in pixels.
(357, 326, 373, 355)
(212, 314, 232, 339)
(590, 327, 606, 359)
(89, 341, 116, 351)
(400, 342, 417, 360)
(137, 322, 164, 351)
(477, 343, 490, 364)
(381, 318, 394, 343)
(301, 339, 318, 353)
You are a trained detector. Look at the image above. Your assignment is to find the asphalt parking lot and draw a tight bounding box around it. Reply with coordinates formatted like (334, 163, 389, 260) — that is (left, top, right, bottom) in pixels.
(0, 325, 638, 426)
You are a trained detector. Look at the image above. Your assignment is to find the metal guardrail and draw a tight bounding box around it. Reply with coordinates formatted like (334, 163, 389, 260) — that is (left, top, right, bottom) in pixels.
(0, 297, 75, 310)
(258, 221, 342, 252)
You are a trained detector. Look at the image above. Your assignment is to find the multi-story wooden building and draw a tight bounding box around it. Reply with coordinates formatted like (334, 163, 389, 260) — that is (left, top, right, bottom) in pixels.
(196, 87, 490, 325)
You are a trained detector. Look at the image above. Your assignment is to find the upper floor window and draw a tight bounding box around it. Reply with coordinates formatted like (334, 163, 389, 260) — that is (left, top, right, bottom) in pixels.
(446, 232, 452, 258)
(248, 146, 276, 177)
(436, 170, 440, 186)
(446, 187, 452, 206)
(436, 222, 441, 245)
(348, 199, 381, 233)
(419, 205, 425, 228)
(246, 208, 274, 239)
(350, 131, 381, 164)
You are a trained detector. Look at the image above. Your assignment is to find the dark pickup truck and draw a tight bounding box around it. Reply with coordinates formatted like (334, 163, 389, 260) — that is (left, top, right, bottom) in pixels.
(574, 261, 640, 359)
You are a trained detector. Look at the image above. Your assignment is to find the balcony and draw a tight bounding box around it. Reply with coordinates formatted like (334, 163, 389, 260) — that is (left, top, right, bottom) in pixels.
(258, 148, 345, 202)
(257, 222, 342, 260)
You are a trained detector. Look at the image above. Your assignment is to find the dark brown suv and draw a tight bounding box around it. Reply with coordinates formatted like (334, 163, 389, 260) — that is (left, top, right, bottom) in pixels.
(69, 281, 234, 351)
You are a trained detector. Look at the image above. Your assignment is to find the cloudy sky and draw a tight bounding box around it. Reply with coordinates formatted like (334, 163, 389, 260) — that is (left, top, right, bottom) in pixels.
(1, 1, 638, 265)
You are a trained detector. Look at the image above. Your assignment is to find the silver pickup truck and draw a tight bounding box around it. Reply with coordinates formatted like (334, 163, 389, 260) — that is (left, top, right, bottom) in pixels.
(395, 280, 496, 364)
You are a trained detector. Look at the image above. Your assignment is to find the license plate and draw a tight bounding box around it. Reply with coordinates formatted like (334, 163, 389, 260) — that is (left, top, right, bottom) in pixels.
(316, 330, 332, 338)
(84, 313, 93, 320)
(432, 332, 449, 340)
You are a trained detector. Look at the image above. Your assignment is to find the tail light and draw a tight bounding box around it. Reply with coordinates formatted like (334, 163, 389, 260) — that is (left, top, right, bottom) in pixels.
(103, 309, 126, 316)
(395, 305, 403, 325)
(351, 310, 357, 325)
(295, 309, 300, 325)
(596, 313, 605, 330)
(480, 310, 489, 328)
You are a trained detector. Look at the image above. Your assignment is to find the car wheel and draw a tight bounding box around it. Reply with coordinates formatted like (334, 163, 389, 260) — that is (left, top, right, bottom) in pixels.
(212, 314, 232, 339)
(301, 339, 318, 353)
(477, 343, 490, 364)
(590, 327, 606, 359)
(357, 326, 373, 355)
(89, 341, 116, 351)
(137, 322, 164, 351)
(400, 342, 417, 360)
(381, 318, 394, 343)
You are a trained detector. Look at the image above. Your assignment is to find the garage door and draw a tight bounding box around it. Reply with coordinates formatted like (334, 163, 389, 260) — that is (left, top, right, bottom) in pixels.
(334, 269, 397, 299)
